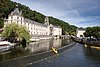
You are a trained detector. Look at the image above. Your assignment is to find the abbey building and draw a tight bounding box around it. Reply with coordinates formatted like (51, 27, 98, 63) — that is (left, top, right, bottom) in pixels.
(4, 8, 62, 36)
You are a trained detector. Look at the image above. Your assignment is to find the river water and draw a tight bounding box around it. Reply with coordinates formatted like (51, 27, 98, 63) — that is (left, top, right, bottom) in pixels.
(0, 38, 100, 67)
(27, 44, 100, 67)
(0, 38, 72, 62)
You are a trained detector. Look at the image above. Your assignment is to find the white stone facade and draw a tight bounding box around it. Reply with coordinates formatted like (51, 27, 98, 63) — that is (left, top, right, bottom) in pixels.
(76, 28, 85, 37)
(4, 8, 62, 36)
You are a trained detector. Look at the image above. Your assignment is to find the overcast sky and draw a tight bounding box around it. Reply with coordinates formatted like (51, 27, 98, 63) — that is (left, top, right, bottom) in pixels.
(11, 0, 100, 27)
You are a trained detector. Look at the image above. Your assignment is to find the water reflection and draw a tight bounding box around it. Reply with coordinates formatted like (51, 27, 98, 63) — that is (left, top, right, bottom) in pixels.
(0, 38, 71, 62)
(84, 47, 100, 61)
(27, 39, 62, 53)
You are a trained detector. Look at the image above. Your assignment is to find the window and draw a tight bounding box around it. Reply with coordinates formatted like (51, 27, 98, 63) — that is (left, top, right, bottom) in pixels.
(17, 17, 19, 19)
(21, 21, 22, 24)
(21, 18, 22, 21)
(11, 16, 13, 19)
(11, 20, 12, 23)
(28, 23, 29, 27)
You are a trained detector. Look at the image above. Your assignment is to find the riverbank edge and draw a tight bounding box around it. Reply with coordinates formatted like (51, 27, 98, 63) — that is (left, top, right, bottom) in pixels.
(84, 44, 100, 50)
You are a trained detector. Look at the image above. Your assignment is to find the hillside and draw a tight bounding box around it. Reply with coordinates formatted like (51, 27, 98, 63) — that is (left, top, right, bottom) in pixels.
(0, 0, 77, 35)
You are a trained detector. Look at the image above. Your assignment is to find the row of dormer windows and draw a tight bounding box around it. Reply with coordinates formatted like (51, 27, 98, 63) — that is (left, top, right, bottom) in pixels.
(11, 16, 22, 21)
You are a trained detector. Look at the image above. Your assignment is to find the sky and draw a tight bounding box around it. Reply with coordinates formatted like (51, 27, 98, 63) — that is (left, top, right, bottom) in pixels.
(11, 0, 100, 28)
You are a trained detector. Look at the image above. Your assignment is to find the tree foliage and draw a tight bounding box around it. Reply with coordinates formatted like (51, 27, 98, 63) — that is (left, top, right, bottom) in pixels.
(1, 23, 31, 43)
(49, 17, 77, 35)
(84, 26, 100, 39)
(0, 18, 4, 28)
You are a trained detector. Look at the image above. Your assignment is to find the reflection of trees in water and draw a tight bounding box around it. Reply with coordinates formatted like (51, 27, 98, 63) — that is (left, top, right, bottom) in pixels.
(48, 39, 62, 49)
(85, 47, 100, 61)
(62, 38, 72, 46)
(27, 39, 62, 53)
(21, 38, 26, 48)
(0, 39, 71, 62)
(0, 47, 30, 61)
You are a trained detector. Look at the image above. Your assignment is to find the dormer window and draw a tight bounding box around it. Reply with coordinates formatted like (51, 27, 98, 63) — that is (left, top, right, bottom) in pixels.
(21, 18, 22, 21)
(17, 17, 19, 19)
(21, 21, 22, 24)
(11, 16, 13, 19)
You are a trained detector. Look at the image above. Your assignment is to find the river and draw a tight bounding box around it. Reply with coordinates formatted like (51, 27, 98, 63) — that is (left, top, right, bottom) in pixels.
(27, 43, 100, 67)
(0, 38, 100, 67)
(0, 38, 72, 64)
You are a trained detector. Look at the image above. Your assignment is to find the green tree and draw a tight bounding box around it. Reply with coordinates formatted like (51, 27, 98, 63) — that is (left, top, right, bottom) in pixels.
(1, 23, 31, 43)
(84, 26, 100, 40)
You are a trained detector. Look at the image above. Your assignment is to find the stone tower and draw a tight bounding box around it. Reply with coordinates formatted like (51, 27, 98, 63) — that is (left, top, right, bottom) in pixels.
(44, 16, 49, 26)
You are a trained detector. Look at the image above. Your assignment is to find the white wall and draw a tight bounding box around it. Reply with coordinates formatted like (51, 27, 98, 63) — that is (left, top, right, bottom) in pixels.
(53, 27, 62, 35)
(77, 30, 85, 37)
